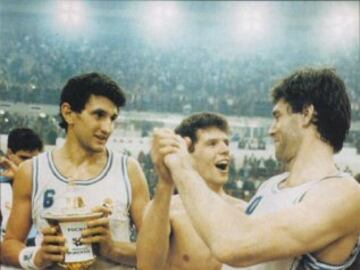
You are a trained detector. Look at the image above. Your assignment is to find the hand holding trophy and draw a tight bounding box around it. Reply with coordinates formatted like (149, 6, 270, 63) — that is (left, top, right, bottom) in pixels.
(42, 180, 102, 270)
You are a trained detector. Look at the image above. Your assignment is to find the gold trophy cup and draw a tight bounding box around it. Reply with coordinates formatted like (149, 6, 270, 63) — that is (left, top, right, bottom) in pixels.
(42, 187, 102, 270)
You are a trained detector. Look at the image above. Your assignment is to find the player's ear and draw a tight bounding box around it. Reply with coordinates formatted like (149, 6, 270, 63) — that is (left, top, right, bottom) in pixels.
(61, 102, 75, 127)
(302, 104, 316, 127)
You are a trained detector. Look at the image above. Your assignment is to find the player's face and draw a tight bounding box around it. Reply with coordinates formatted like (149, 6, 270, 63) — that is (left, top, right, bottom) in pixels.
(191, 127, 230, 189)
(269, 99, 303, 164)
(9, 149, 41, 165)
(72, 95, 118, 153)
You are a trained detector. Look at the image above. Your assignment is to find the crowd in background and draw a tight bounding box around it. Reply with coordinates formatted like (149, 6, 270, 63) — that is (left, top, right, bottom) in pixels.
(0, 29, 359, 120)
(1, 112, 360, 153)
(0, 15, 359, 201)
(1, 111, 359, 201)
(0, 112, 60, 145)
(137, 150, 281, 200)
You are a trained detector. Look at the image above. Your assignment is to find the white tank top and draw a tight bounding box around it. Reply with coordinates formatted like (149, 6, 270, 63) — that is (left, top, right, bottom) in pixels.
(31, 150, 134, 270)
(0, 176, 12, 241)
(240, 172, 359, 270)
(1, 176, 37, 244)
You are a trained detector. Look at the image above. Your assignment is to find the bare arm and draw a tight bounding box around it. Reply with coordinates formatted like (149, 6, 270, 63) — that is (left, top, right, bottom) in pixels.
(128, 157, 151, 235)
(2, 160, 66, 268)
(137, 133, 180, 270)
(2, 160, 35, 266)
(223, 195, 248, 212)
(168, 157, 360, 267)
(84, 157, 150, 266)
(153, 128, 360, 267)
(137, 181, 173, 270)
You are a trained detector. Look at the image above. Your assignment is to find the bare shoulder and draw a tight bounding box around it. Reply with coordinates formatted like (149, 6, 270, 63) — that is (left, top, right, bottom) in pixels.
(302, 175, 360, 224)
(16, 158, 33, 176)
(13, 159, 33, 195)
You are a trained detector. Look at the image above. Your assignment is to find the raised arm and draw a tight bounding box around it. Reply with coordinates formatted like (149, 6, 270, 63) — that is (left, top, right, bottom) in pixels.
(168, 157, 360, 267)
(137, 136, 176, 270)
(137, 182, 173, 270)
(155, 128, 360, 267)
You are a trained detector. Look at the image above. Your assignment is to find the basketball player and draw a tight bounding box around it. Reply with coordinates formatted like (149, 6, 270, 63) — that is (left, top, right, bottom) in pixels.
(137, 112, 246, 270)
(2, 73, 150, 269)
(153, 68, 360, 269)
(0, 128, 43, 263)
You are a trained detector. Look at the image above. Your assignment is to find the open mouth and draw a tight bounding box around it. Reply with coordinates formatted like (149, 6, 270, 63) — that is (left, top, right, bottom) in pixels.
(215, 161, 228, 171)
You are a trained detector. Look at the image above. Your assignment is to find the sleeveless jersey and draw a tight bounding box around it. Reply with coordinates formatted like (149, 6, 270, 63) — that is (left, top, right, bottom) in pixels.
(0, 175, 12, 241)
(1, 175, 37, 244)
(31, 150, 134, 270)
(241, 172, 359, 270)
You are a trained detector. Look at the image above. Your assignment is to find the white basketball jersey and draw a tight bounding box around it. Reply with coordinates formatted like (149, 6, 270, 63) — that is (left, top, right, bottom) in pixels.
(0, 177, 12, 241)
(31, 150, 134, 270)
(239, 172, 358, 270)
(0, 176, 37, 244)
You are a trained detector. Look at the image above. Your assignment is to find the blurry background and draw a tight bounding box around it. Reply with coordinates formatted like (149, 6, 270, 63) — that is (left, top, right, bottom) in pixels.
(0, 1, 359, 199)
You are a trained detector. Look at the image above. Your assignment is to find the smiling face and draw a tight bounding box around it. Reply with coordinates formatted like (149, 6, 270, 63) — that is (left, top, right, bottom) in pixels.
(68, 95, 119, 154)
(190, 127, 230, 190)
(268, 99, 303, 164)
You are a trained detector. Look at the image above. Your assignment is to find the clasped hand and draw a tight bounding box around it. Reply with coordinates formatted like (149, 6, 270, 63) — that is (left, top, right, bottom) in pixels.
(151, 128, 191, 185)
(0, 156, 18, 179)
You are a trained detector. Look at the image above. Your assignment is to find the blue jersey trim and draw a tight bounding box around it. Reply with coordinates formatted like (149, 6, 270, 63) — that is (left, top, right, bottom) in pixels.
(121, 155, 132, 210)
(32, 157, 39, 207)
(46, 150, 113, 185)
(297, 242, 360, 270)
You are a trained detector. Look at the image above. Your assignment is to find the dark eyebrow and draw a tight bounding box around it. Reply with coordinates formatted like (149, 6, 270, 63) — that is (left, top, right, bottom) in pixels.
(19, 155, 31, 160)
(91, 108, 119, 120)
(205, 138, 217, 144)
(206, 137, 229, 144)
(92, 108, 107, 114)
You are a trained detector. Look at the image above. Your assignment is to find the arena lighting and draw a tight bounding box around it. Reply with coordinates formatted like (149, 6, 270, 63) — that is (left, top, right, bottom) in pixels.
(316, 2, 359, 51)
(55, 1, 87, 31)
(228, 2, 272, 45)
(139, 2, 182, 44)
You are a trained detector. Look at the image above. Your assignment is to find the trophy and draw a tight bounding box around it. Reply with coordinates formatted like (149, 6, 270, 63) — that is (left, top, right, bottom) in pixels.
(42, 181, 102, 270)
